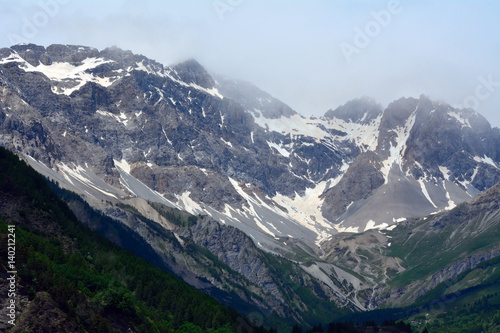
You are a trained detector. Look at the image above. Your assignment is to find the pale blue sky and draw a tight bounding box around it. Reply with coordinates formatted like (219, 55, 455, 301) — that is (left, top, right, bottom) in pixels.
(1, 0, 499, 127)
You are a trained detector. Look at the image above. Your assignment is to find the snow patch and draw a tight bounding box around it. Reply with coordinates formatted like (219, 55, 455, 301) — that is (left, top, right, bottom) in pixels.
(474, 155, 499, 169)
(337, 226, 360, 233)
(189, 83, 224, 99)
(326, 113, 382, 151)
(173, 233, 185, 246)
(448, 111, 471, 128)
(226, 178, 277, 237)
(161, 127, 173, 145)
(443, 181, 457, 210)
(176, 191, 203, 215)
(114, 158, 132, 174)
(380, 111, 416, 183)
(439, 166, 450, 181)
(134, 60, 156, 74)
(221, 138, 233, 147)
(419, 179, 437, 208)
(253, 113, 329, 140)
(18, 55, 119, 95)
(58, 162, 118, 199)
(96, 110, 129, 126)
(272, 181, 337, 245)
(267, 140, 290, 158)
(364, 220, 389, 231)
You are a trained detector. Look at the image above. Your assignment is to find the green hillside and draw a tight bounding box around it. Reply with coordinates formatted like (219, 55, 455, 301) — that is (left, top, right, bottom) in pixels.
(387, 204, 500, 287)
(0, 146, 257, 332)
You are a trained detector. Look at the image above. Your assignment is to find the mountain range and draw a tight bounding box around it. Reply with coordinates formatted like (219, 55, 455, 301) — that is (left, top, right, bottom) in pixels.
(1, 43, 499, 330)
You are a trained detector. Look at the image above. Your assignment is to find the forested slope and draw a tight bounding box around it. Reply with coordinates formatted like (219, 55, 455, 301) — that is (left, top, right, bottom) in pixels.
(0, 146, 258, 332)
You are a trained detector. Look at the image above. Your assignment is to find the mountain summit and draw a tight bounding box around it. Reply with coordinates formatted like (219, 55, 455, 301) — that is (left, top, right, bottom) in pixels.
(0, 44, 499, 250)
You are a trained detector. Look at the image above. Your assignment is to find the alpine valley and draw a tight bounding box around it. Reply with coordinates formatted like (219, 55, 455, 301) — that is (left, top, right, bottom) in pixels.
(1, 44, 500, 331)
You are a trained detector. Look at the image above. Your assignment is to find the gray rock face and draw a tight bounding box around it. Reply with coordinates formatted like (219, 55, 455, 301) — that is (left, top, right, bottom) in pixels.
(184, 218, 286, 313)
(1, 43, 499, 235)
(9, 292, 80, 333)
(318, 94, 500, 231)
(9, 43, 100, 66)
(401, 100, 499, 191)
(174, 59, 216, 89)
(3, 44, 498, 237)
(324, 96, 383, 124)
(321, 151, 384, 221)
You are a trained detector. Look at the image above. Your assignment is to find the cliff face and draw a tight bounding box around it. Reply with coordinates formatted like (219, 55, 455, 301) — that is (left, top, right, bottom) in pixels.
(2, 44, 499, 241)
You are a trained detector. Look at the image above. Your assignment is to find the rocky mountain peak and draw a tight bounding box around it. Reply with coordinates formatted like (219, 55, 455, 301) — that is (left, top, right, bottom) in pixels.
(45, 44, 100, 63)
(173, 58, 215, 89)
(380, 96, 418, 128)
(99, 46, 165, 73)
(99, 46, 140, 67)
(8, 43, 100, 66)
(324, 96, 383, 124)
(9, 43, 47, 66)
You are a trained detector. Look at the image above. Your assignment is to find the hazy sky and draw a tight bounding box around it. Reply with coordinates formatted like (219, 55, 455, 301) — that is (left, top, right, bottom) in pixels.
(1, 0, 499, 127)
